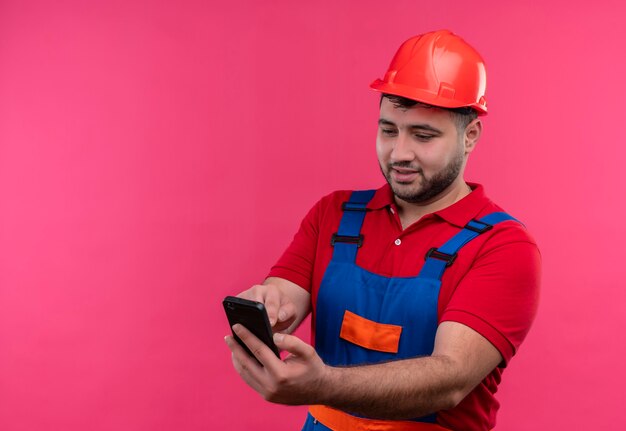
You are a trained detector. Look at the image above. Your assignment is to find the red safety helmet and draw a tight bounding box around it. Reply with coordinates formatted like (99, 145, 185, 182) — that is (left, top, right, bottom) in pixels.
(370, 30, 488, 115)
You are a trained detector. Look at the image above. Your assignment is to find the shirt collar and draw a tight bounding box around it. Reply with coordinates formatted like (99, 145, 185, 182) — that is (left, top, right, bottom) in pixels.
(435, 182, 490, 228)
(367, 183, 395, 210)
(367, 182, 491, 228)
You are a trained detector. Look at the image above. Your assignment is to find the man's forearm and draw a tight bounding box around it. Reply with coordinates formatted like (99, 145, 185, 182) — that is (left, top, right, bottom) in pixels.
(227, 321, 500, 419)
(316, 355, 465, 420)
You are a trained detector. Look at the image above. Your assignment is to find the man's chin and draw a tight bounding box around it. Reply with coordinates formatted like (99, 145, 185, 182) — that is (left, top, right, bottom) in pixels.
(391, 184, 423, 201)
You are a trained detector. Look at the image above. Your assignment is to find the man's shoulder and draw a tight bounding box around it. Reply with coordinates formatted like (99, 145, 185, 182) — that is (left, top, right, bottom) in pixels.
(312, 186, 386, 212)
(474, 203, 539, 252)
(465, 185, 538, 249)
(302, 186, 387, 231)
(317, 189, 354, 205)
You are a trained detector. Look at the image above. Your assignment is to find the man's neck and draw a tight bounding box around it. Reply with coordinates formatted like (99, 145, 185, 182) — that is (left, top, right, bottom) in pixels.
(395, 180, 472, 230)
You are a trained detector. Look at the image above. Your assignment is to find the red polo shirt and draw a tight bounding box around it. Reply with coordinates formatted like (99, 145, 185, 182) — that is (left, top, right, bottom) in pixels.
(268, 183, 541, 430)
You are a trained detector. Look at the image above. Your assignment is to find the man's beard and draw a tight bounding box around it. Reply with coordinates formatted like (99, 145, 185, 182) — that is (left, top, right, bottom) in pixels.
(381, 149, 464, 204)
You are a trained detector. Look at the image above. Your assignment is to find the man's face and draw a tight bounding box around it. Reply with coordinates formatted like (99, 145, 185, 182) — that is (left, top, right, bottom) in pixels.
(376, 98, 467, 204)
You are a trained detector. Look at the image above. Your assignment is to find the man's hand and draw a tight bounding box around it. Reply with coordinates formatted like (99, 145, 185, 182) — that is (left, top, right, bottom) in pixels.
(237, 278, 310, 333)
(224, 324, 328, 405)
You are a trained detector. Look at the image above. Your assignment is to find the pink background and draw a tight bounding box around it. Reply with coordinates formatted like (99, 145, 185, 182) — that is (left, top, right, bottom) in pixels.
(1, 1, 625, 429)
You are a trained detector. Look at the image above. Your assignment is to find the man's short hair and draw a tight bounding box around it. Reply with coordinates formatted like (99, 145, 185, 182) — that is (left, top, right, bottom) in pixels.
(380, 94, 478, 132)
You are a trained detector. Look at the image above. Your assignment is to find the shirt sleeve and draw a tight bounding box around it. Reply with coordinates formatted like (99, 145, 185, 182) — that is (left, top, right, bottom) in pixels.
(440, 225, 542, 366)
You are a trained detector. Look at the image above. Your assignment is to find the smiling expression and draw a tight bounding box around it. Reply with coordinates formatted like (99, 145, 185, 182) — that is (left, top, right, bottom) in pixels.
(376, 98, 469, 204)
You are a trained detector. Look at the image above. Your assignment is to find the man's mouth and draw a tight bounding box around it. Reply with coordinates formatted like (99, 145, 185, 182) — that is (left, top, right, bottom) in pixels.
(390, 166, 421, 183)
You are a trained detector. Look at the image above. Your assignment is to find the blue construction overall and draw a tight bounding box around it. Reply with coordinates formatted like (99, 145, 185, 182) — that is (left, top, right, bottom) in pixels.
(300, 190, 518, 431)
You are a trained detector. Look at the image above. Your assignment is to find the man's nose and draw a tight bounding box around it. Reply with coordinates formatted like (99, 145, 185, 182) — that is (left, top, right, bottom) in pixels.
(390, 132, 415, 163)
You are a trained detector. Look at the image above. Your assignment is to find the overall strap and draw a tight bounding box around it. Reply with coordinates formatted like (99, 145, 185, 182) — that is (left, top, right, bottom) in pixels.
(418, 212, 520, 280)
(331, 190, 377, 263)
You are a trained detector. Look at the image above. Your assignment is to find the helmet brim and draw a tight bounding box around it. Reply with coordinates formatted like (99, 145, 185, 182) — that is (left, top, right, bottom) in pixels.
(370, 79, 488, 115)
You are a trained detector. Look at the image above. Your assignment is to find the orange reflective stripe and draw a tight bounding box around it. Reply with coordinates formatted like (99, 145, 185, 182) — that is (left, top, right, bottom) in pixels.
(309, 405, 450, 431)
(339, 310, 402, 353)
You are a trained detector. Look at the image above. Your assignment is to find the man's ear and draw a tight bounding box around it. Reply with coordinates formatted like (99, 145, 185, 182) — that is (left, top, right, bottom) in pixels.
(463, 119, 482, 155)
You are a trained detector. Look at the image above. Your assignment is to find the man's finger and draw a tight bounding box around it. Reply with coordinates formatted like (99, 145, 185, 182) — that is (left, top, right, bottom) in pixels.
(236, 286, 264, 309)
(224, 335, 268, 394)
(225, 334, 262, 370)
(272, 332, 316, 359)
(263, 288, 281, 327)
(277, 300, 296, 324)
(232, 324, 283, 372)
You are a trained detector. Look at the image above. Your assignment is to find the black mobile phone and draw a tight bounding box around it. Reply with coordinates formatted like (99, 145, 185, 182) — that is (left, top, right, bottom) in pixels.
(223, 296, 280, 363)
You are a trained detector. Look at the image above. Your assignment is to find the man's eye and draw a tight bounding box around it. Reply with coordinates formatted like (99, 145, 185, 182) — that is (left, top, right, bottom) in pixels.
(381, 129, 397, 136)
(415, 134, 434, 141)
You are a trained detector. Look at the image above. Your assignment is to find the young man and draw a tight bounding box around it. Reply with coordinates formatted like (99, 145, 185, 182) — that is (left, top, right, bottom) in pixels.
(224, 30, 541, 431)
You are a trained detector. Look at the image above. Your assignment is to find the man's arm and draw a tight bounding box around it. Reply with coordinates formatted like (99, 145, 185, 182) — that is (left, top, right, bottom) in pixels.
(225, 319, 501, 419)
(237, 277, 310, 334)
(319, 321, 502, 418)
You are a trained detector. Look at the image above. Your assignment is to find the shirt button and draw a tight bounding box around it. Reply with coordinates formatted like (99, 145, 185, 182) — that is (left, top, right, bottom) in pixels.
(389, 207, 395, 214)
(394, 238, 401, 246)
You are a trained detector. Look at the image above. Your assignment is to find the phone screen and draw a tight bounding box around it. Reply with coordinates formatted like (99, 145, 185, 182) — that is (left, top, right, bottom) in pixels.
(223, 296, 280, 362)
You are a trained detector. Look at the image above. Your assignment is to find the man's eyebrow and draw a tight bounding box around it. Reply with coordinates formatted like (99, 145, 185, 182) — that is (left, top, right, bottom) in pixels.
(378, 118, 395, 127)
(378, 118, 442, 134)
(409, 124, 442, 134)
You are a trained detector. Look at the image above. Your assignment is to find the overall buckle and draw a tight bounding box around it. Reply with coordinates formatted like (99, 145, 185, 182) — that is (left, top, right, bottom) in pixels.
(341, 202, 368, 212)
(331, 233, 364, 248)
(465, 219, 493, 234)
(425, 248, 457, 267)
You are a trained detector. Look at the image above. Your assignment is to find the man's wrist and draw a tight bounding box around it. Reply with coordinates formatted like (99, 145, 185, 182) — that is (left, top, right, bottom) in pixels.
(313, 363, 340, 406)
